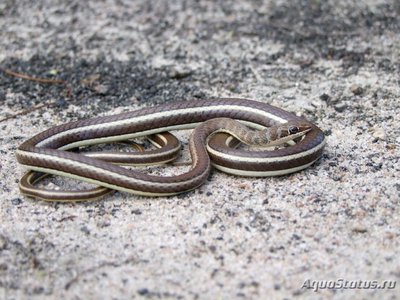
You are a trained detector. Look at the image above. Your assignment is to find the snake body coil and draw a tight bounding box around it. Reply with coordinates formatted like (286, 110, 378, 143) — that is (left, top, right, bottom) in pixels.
(16, 98, 325, 201)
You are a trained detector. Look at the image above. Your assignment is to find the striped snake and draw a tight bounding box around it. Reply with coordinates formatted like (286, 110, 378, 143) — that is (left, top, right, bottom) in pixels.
(16, 98, 325, 201)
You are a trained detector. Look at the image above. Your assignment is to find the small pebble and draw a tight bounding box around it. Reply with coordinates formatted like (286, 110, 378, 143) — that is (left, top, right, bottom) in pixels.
(11, 198, 22, 205)
(0, 235, 7, 250)
(311, 100, 322, 107)
(372, 126, 386, 140)
(352, 225, 368, 233)
(350, 84, 363, 95)
(334, 103, 347, 112)
(319, 93, 331, 101)
(168, 66, 192, 79)
(93, 84, 109, 95)
(80, 226, 91, 235)
(56, 98, 68, 107)
(96, 219, 111, 228)
(137, 288, 149, 295)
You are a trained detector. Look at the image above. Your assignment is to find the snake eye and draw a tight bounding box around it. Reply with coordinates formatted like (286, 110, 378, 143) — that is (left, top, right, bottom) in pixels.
(288, 126, 299, 134)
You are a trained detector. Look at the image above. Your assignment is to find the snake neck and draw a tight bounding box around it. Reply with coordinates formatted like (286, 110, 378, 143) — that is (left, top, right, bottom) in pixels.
(193, 118, 284, 147)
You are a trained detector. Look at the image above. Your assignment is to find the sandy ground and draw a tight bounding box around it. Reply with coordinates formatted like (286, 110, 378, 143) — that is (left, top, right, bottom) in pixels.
(0, 0, 399, 299)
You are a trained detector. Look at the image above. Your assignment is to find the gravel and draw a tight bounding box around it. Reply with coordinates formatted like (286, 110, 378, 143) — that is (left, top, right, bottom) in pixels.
(0, 0, 399, 299)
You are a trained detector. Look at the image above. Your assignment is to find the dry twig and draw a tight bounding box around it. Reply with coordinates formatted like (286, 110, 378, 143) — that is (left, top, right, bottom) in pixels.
(0, 67, 72, 123)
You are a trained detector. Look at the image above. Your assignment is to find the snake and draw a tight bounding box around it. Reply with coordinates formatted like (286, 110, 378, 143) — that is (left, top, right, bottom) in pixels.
(16, 98, 325, 201)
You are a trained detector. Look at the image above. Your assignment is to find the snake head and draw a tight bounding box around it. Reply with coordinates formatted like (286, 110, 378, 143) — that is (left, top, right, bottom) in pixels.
(286, 121, 312, 136)
(265, 121, 312, 146)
